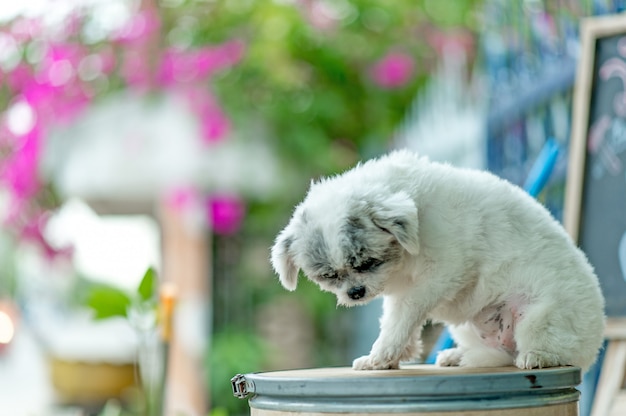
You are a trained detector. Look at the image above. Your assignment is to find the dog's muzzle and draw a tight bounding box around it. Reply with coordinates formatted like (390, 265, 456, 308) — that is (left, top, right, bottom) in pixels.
(348, 285, 366, 300)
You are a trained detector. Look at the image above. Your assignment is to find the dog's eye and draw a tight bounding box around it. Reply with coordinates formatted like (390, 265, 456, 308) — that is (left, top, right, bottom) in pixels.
(354, 258, 384, 273)
(321, 272, 339, 280)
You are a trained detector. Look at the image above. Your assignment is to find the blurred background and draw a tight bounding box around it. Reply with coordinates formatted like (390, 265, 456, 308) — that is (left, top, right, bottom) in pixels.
(0, 0, 621, 415)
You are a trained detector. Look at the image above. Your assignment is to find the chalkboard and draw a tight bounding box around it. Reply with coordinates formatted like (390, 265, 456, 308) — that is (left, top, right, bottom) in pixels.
(565, 14, 626, 317)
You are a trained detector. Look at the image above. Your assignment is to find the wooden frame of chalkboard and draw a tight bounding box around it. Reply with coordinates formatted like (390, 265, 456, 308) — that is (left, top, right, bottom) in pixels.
(564, 13, 626, 319)
(566, 13, 626, 240)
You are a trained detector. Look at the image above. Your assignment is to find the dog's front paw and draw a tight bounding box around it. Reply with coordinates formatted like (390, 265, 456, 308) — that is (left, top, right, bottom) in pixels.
(352, 354, 400, 370)
(435, 348, 463, 367)
(515, 350, 562, 369)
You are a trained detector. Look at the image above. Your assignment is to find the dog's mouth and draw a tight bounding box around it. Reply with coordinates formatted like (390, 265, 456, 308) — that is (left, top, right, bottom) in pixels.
(338, 297, 371, 307)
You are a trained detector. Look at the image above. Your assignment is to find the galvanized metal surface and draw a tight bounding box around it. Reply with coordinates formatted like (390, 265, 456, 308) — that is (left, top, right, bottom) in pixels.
(233, 365, 581, 413)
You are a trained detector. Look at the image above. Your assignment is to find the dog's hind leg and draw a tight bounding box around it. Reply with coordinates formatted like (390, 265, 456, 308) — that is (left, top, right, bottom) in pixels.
(512, 303, 566, 369)
(436, 323, 514, 367)
(435, 347, 463, 366)
(461, 346, 515, 367)
(435, 324, 470, 366)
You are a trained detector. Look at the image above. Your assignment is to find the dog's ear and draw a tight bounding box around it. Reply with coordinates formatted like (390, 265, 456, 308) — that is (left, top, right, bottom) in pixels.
(271, 228, 300, 291)
(369, 192, 420, 255)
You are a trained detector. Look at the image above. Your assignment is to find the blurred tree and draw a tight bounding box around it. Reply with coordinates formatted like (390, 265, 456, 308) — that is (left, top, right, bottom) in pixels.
(0, 0, 483, 413)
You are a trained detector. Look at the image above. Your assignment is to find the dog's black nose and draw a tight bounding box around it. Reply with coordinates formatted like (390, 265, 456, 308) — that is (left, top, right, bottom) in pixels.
(348, 286, 366, 300)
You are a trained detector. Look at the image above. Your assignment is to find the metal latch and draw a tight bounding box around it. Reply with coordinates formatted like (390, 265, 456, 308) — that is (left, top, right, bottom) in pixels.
(231, 374, 252, 399)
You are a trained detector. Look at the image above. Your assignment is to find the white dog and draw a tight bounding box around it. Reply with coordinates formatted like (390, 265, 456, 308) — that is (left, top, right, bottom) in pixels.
(271, 150, 605, 372)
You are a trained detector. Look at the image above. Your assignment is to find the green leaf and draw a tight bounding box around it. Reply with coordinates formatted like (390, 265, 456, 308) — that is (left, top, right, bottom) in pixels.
(138, 267, 156, 302)
(86, 285, 132, 320)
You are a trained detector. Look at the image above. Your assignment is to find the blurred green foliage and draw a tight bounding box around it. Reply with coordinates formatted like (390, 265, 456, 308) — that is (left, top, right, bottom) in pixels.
(85, 267, 156, 320)
(161, 0, 482, 176)
(0, 234, 18, 298)
(208, 330, 269, 415)
(86, 284, 133, 320)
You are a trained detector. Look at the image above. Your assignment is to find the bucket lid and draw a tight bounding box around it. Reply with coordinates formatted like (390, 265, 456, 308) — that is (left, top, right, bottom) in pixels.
(232, 365, 581, 413)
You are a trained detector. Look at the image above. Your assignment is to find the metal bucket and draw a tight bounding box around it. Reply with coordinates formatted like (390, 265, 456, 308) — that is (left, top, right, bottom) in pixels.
(232, 364, 580, 415)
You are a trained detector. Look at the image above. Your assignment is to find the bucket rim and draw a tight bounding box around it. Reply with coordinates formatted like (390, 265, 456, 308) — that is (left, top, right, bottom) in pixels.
(239, 364, 581, 398)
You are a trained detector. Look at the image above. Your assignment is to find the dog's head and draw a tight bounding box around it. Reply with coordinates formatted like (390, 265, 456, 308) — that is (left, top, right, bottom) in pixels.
(271, 180, 419, 306)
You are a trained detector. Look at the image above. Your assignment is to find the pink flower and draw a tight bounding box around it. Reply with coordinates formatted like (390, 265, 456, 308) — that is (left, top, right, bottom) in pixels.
(22, 82, 54, 109)
(183, 88, 231, 143)
(21, 75, 89, 125)
(120, 48, 152, 89)
(206, 194, 245, 235)
(0, 126, 41, 200)
(156, 41, 243, 142)
(6, 64, 34, 93)
(17, 43, 92, 124)
(195, 40, 246, 76)
(199, 104, 230, 144)
(45, 43, 84, 65)
(61, 11, 84, 38)
(157, 40, 245, 87)
(158, 48, 199, 86)
(114, 9, 161, 90)
(10, 18, 43, 42)
(370, 52, 415, 89)
(97, 47, 117, 75)
(40, 43, 85, 87)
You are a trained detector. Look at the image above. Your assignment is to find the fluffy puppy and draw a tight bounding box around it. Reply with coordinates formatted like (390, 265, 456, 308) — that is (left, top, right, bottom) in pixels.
(271, 150, 605, 372)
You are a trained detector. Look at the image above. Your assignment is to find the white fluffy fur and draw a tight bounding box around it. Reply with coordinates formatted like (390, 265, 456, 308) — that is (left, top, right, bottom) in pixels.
(271, 150, 605, 372)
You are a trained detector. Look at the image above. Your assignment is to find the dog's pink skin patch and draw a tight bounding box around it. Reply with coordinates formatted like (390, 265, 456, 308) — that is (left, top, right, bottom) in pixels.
(471, 296, 527, 354)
